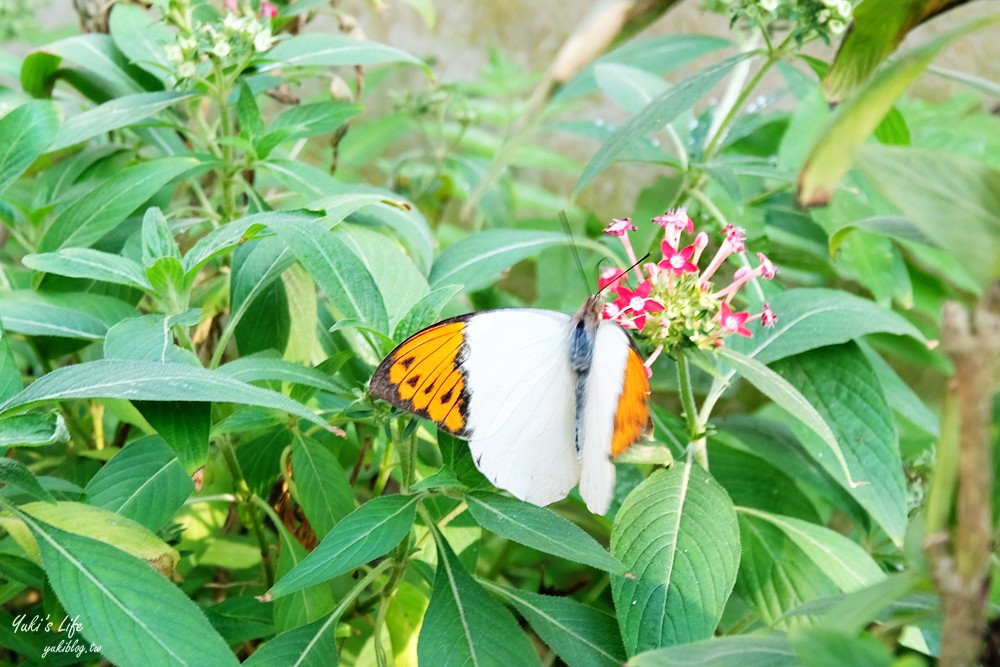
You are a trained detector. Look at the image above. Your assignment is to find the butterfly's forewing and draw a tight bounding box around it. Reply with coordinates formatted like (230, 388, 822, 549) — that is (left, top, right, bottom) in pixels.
(579, 322, 651, 514)
(372, 310, 582, 506)
(370, 317, 471, 437)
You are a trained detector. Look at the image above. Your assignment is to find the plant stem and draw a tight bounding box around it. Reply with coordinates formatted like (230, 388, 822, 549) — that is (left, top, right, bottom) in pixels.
(703, 51, 775, 159)
(675, 349, 707, 469)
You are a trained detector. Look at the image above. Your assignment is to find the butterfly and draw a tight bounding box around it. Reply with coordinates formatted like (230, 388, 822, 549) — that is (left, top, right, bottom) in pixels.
(370, 294, 652, 514)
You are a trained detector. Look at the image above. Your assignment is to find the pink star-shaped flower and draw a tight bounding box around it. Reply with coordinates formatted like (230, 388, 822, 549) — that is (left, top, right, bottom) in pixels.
(723, 224, 746, 253)
(761, 303, 778, 328)
(615, 280, 664, 330)
(604, 217, 637, 237)
(658, 241, 698, 275)
(718, 302, 752, 337)
(756, 252, 777, 280)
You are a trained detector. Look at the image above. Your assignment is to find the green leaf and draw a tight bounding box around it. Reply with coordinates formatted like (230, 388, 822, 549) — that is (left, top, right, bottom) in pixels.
(611, 462, 740, 654)
(0, 360, 327, 430)
(22, 248, 151, 289)
(217, 357, 341, 394)
(257, 34, 427, 71)
(291, 435, 354, 539)
(181, 211, 317, 276)
(39, 157, 199, 252)
(0, 458, 56, 503)
(742, 509, 884, 593)
(141, 207, 182, 265)
(798, 13, 1000, 206)
(860, 343, 939, 435)
(237, 82, 265, 140)
(823, 0, 971, 102)
(270, 495, 419, 598)
(483, 581, 626, 667)
(628, 634, 797, 667)
(0, 321, 20, 402)
(21, 34, 149, 100)
(856, 145, 1000, 287)
(272, 523, 335, 631)
(393, 284, 462, 341)
(790, 627, 893, 667)
(83, 435, 193, 531)
(205, 597, 276, 646)
(708, 441, 819, 522)
(138, 400, 211, 474)
(726, 289, 925, 365)
(716, 347, 856, 489)
(48, 92, 191, 153)
(263, 160, 433, 273)
(594, 63, 669, 113)
(770, 344, 907, 544)
(0, 100, 60, 194)
(575, 53, 750, 194)
(228, 237, 295, 344)
(272, 218, 389, 334)
(243, 614, 338, 667)
(108, 3, 174, 82)
(16, 513, 238, 666)
(418, 532, 541, 667)
(466, 491, 624, 574)
(256, 101, 362, 157)
(429, 229, 610, 292)
(0, 291, 136, 340)
(104, 312, 200, 365)
(334, 224, 428, 330)
(0, 413, 69, 447)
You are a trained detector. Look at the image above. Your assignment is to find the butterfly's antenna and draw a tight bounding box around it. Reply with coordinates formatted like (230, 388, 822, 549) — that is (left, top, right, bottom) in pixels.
(559, 211, 592, 294)
(596, 252, 651, 296)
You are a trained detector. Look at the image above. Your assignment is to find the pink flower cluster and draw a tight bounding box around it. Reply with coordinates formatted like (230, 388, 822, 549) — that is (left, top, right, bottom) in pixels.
(600, 209, 778, 373)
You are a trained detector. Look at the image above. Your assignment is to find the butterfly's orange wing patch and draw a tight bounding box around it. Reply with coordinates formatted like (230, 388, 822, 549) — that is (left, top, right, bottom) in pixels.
(370, 320, 469, 436)
(611, 347, 651, 457)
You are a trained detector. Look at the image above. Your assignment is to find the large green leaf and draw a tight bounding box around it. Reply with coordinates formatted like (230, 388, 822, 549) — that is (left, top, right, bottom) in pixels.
(272, 218, 389, 334)
(83, 435, 194, 532)
(466, 491, 624, 573)
(216, 357, 341, 394)
(48, 92, 191, 153)
(257, 34, 427, 71)
(16, 513, 237, 666)
(735, 508, 884, 627)
(270, 495, 419, 598)
(429, 229, 610, 292)
(181, 211, 317, 276)
(611, 463, 740, 654)
(0, 360, 326, 430)
(290, 435, 354, 539)
(418, 533, 541, 667)
(798, 13, 1000, 206)
(103, 312, 200, 365)
(575, 53, 750, 194)
(629, 634, 796, 667)
(39, 157, 199, 252)
(256, 101, 362, 157)
(0, 291, 136, 340)
(708, 441, 819, 522)
(716, 347, 854, 488)
(0, 100, 60, 194)
(107, 3, 174, 82)
(856, 145, 1000, 286)
(483, 581, 626, 667)
(21, 33, 149, 99)
(272, 522, 335, 631)
(771, 343, 907, 543)
(22, 248, 151, 289)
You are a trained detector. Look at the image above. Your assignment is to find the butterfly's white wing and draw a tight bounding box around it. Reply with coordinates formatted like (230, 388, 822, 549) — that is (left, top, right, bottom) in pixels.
(462, 310, 581, 506)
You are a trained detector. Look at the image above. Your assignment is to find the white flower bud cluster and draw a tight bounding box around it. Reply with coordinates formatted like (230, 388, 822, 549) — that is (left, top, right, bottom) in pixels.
(707, 0, 854, 41)
(165, 6, 274, 83)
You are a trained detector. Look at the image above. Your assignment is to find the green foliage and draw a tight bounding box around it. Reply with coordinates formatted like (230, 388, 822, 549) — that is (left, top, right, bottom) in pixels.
(0, 0, 996, 664)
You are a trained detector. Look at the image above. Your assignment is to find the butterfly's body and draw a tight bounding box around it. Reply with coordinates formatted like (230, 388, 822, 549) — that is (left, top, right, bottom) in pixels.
(371, 296, 651, 514)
